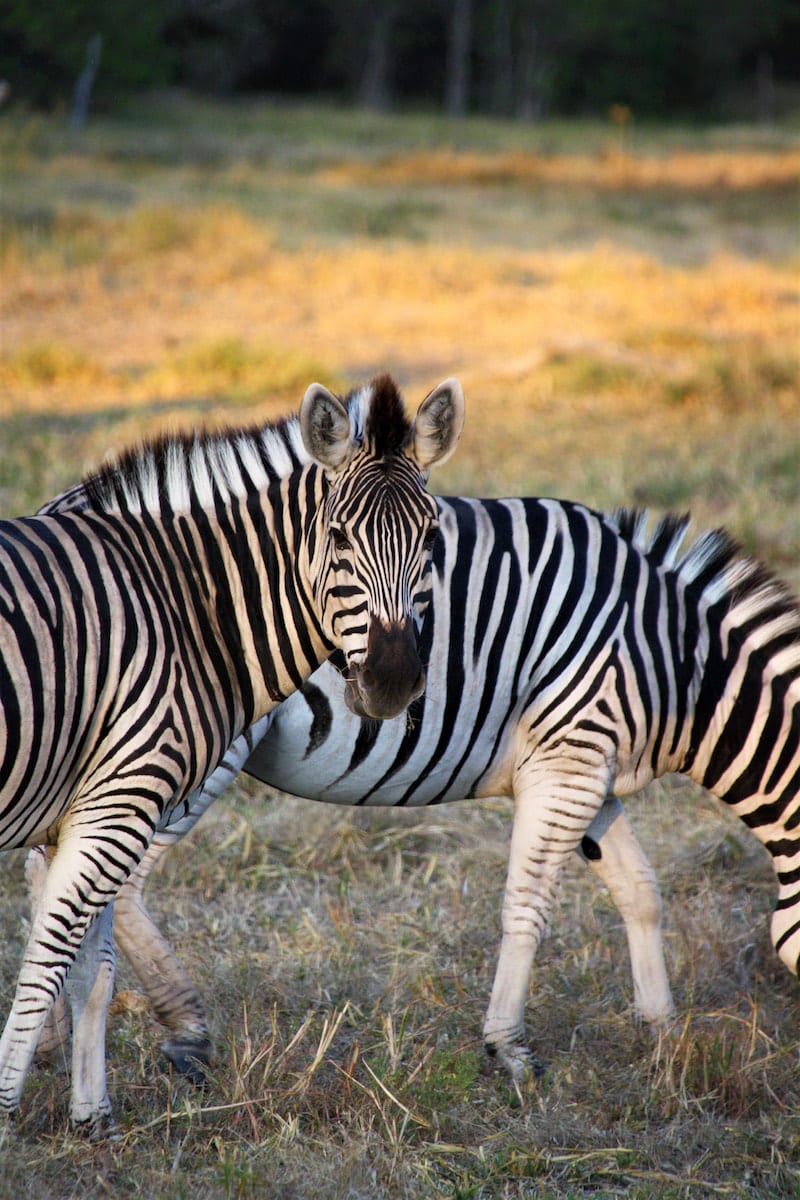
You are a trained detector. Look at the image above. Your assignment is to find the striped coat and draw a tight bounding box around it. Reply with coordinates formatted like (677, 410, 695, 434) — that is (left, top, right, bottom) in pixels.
(2, 374, 464, 1136)
(34, 494, 800, 1094)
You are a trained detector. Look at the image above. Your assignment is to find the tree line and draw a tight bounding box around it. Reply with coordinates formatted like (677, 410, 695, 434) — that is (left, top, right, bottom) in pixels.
(2, 0, 798, 119)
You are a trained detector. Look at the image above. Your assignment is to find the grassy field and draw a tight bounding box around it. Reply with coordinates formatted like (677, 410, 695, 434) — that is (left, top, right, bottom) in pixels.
(1, 92, 800, 1198)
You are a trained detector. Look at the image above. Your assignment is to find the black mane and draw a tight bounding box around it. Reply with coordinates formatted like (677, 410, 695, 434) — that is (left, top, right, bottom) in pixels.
(363, 373, 413, 458)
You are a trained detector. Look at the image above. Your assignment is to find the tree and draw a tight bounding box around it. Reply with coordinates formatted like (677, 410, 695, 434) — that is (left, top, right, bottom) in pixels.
(446, 0, 472, 116)
(0, 0, 170, 108)
(358, 0, 397, 109)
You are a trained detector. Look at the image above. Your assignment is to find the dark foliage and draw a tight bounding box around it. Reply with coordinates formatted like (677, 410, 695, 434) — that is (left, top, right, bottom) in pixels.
(1, 0, 798, 116)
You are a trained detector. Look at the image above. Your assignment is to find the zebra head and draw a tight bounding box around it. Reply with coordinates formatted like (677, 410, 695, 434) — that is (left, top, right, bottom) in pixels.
(300, 374, 464, 720)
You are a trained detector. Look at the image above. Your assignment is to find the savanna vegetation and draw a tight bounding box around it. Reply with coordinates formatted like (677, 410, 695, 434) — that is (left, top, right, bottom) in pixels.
(1, 94, 799, 1198)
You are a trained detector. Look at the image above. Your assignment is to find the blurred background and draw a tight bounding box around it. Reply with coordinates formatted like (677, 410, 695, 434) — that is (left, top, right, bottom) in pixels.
(2, 0, 800, 120)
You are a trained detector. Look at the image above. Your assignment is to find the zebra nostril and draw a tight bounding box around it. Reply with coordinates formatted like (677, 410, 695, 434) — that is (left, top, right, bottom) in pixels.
(359, 666, 375, 690)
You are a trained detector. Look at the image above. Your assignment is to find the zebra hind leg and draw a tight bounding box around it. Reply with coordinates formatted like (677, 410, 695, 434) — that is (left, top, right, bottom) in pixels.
(578, 795, 675, 1029)
(114, 834, 212, 1086)
(482, 750, 614, 1085)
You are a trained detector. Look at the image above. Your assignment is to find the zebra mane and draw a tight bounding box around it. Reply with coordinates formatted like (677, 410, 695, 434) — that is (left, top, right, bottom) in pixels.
(83, 417, 310, 516)
(610, 508, 691, 569)
(358, 373, 412, 457)
(610, 506, 800, 685)
(80, 376, 413, 517)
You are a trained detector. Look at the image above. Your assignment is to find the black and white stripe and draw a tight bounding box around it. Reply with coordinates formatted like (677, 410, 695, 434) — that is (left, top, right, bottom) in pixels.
(29, 479, 800, 1105)
(46, 492, 800, 1090)
(259, 500, 798, 1073)
(2, 374, 463, 1136)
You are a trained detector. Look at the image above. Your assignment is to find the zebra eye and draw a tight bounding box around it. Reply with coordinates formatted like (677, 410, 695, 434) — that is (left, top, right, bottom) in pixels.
(331, 528, 351, 554)
(423, 525, 439, 550)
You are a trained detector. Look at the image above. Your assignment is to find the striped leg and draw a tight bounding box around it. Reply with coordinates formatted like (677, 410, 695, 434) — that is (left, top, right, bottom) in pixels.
(66, 901, 116, 1137)
(23, 850, 115, 1137)
(26, 849, 120, 1096)
(483, 752, 613, 1080)
(0, 801, 160, 1130)
(26, 848, 71, 1066)
(31, 726, 269, 1083)
(766, 842, 800, 976)
(579, 796, 674, 1027)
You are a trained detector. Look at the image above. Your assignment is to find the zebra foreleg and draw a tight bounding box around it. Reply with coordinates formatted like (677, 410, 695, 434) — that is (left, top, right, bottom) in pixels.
(482, 752, 613, 1083)
(26, 854, 119, 1136)
(114, 834, 212, 1085)
(25, 848, 71, 1067)
(0, 806, 160, 1132)
(579, 796, 674, 1028)
(65, 901, 116, 1139)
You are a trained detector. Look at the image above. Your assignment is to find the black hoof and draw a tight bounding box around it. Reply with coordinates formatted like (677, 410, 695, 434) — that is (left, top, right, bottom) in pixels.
(529, 1054, 548, 1080)
(71, 1113, 120, 1143)
(161, 1036, 213, 1087)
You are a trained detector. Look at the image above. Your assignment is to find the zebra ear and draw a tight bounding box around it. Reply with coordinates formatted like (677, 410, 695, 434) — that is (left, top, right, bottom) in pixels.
(300, 383, 355, 474)
(407, 377, 465, 471)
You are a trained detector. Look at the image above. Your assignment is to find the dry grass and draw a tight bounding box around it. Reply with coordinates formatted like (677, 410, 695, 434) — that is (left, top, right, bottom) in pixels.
(1, 96, 799, 1197)
(319, 146, 800, 191)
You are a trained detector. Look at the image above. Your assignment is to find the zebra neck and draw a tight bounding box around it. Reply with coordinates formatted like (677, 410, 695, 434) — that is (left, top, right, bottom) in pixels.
(172, 472, 332, 727)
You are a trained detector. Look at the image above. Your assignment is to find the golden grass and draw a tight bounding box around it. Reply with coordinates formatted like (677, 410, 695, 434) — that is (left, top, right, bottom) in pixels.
(3, 210, 797, 422)
(319, 146, 800, 191)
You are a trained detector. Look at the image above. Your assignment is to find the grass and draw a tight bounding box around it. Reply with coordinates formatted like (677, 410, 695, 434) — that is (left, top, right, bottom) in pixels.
(1, 92, 800, 1197)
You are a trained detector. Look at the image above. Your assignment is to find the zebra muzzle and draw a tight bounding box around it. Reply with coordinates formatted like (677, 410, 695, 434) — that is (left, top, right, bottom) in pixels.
(345, 616, 426, 720)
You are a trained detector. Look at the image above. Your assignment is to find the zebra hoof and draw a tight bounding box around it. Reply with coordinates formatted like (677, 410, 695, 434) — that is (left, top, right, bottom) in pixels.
(485, 1040, 547, 1084)
(161, 1036, 213, 1087)
(70, 1112, 120, 1143)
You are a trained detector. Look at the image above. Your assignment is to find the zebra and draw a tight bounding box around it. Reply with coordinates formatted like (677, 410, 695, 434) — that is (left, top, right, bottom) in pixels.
(33, 493, 800, 1100)
(0, 373, 464, 1137)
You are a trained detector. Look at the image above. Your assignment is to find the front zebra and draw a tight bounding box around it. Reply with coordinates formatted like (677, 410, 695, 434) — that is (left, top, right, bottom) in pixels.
(41, 496, 800, 1094)
(0, 373, 464, 1137)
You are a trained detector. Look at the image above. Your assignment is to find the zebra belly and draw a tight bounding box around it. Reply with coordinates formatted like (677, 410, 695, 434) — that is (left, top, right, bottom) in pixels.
(244, 661, 517, 806)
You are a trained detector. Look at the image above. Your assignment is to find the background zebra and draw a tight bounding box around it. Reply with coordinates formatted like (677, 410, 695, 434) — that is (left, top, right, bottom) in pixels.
(33, 493, 800, 1097)
(1, 373, 464, 1138)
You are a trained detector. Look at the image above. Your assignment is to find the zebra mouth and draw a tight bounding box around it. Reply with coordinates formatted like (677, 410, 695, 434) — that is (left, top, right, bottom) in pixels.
(344, 677, 371, 718)
(344, 665, 426, 721)
(343, 616, 427, 720)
